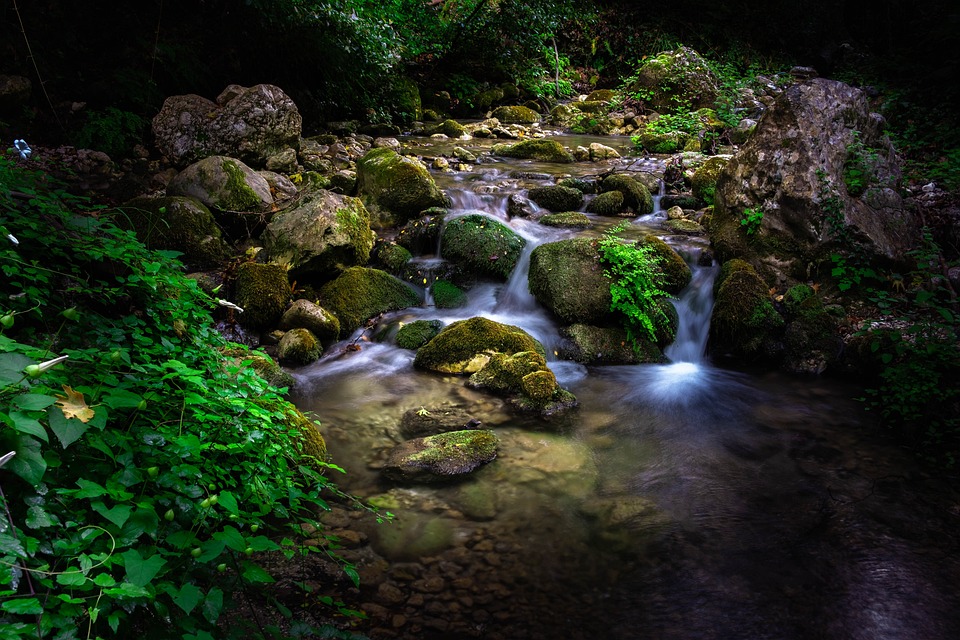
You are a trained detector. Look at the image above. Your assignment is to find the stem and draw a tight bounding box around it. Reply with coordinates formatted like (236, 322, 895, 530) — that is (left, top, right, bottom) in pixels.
(12, 0, 64, 131)
(551, 36, 560, 96)
(0, 482, 37, 596)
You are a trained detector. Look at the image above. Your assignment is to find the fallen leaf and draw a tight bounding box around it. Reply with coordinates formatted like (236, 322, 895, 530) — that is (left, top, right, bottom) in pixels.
(55, 385, 95, 423)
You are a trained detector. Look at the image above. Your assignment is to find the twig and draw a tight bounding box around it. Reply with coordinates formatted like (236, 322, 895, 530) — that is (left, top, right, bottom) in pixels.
(12, 0, 64, 131)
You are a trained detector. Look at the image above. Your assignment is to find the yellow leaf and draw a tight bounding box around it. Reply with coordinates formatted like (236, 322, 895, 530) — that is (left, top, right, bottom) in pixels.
(55, 385, 95, 423)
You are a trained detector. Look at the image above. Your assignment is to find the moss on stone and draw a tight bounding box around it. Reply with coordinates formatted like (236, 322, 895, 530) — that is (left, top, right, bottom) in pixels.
(414, 316, 546, 374)
(396, 319, 444, 350)
(528, 238, 612, 325)
(440, 214, 526, 281)
(710, 260, 784, 359)
(490, 105, 540, 124)
(431, 279, 467, 308)
(383, 429, 499, 483)
(221, 158, 263, 211)
(520, 369, 558, 401)
(585, 89, 617, 103)
(475, 87, 505, 112)
(690, 156, 729, 206)
(640, 235, 693, 294)
(491, 139, 574, 163)
(279, 299, 340, 343)
(586, 190, 625, 216)
(439, 119, 467, 138)
(278, 327, 322, 366)
(601, 174, 654, 215)
(636, 131, 687, 154)
(665, 219, 705, 234)
(319, 266, 421, 333)
(540, 212, 591, 228)
(234, 262, 290, 331)
(558, 177, 598, 194)
(467, 350, 549, 396)
(119, 195, 228, 269)
(558, 324, 664, 364)
(375, 242, 413, 274)
(356, 147, 449, 223)
(528, 185, 584, 212)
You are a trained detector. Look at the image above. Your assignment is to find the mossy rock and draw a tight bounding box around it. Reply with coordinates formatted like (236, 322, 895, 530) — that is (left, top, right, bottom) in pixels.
(558, 324, 664, 365)
(318, 267, 421, 333)
(119, 195, 229, 269)
(439, 119, 467, 138)
(397, 210, 447, 255)
(440, 214, 526, 281)
(601, 174, 654, 214)
(690, 156, 729, 206)
(558, 177, 599, 194)
(234, 262, 290, 331)
(550, 103, 579, 127)
(373, 515, 455, 561)
(636, 131, 687, 154)
(356, 147, 450, 224)
(278, 327, 322, 366)
(396, 319, 444, 350)
(640, 235, 692, 294)
(475, 87, 505, 112)
(627, 46, 720, 112)
(527, 185, 584, 212)
(414, 316, 546, 374)
(167, 155, 273, 213)
(422, 109, 442, 122)
(252, 399, 327, 470)
(490, 105, 540, 124)
(279, 299, 340, 343)
(586, 190, 625, 216)
(585, 89, 617, 103)
(221, 346, 295, 392)
(540, 212, 591, 229)
(399, 404, 480, 439)
(431, 279, 467, 308)
(500, 83, 520, 102)
(382, 429, 499, 483)
(467, 351, 576, 416)
(375, 241, 413, 275)
(528, 238, 612, 325)
(491, 139, 574, 163)
(666, 219, 705, 235)
(709, 260, 785, 360)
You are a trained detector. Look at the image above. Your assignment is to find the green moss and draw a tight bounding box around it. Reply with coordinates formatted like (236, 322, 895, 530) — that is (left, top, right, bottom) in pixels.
(319, 266, 421, 332)
(635, 131, 687, 154)
(396, 429, 499, 477)
(490, 105, 540, 124)
(520, 369, 558, 401)
(640, 235, 692, 294)
(585, 89, 617, 103)
(491, 139, 574, 163)
(414, 316, 546, 374)
(475, 87, 505, 112)
(334, 204, 374, 266)
(586, 190, 625, 216)
(557, 177, 598, 194)
(439, 119, 467, 138)
(119, 196, 227, 269)
(221, 159, 262, 211)
(690, 156, 729, 206)
(440, 214, 526, 281)
(356, 147, 449, 223)
(278, 327, 322, 366)
(528, 185, 584, 212)
(601, 174, 654, 215)
(468, 350, 549, 396)
(528, 238, 612, 325)
(234, 262, 290, 330)
(540, 212, 591, 228)
(375, 242, 412, 274)
(396, 319, 444, 350)
(710, 261, 784, 358)
(431, 279, 467, 308)
(558, 324, 664, 364)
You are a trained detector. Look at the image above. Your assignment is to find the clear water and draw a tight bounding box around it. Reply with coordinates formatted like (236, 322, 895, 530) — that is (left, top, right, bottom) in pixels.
(290, 137, 960, 639)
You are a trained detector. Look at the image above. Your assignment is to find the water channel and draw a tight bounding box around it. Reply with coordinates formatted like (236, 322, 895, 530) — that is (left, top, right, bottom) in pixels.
(290, 131, 960, 639)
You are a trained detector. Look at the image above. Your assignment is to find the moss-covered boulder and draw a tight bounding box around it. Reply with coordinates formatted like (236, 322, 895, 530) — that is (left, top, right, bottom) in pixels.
(466, 351, 578, 416)
(585, 89, 617, 103)
(586, 190, 625, 216)
(540, 212, 591, 229)
(374, 241, 412, 275)
(527, 185, 584, 212)
(558, 177, 598, 194)
(558, 324, 664, 364)
(119, 195, 228, 269)
(475, 87, 505, 112)
(167, 155, 273, 213)
(278, 327, 322, 366)
(640, 235, 692, 294)
(690, 156, 729, 206)
(356, 147, 449, 224)
(635, 131, 688, 154)
(600, 174, 654, 215)
(781, 284, 840, 374)
(279, 299, 340, 343)
(440, 214, 526, 281)
(491, 139, 574, 163)
(414, 317, 546, 374)
(318, 267, 421, 333)
(490, 105, 540, 124)
(396, 319, 444, 350)
(709, 259, 784, 360)
(396, 209, 447, 255)
(262, 190, 375, 279)
(438, 119, 467, 138)
(399, 404, 480, 439)
(221, 346, 295, 392)
(665, 219, 705, 235)
(234, 262, 290, 331)
(626, 46, 719, 112)
(382, 429, 499, 484)
(431, 279, 467, 308)
(528, 238, 612, 325)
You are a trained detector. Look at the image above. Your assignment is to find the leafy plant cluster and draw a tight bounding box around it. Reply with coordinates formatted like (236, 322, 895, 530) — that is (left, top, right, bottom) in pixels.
(842, 130, 882, 198)
(0, 155, 373, 638)
(739, 207, 763, 235)
(70, 108, 147, 159)
(597, 223, 672, 349)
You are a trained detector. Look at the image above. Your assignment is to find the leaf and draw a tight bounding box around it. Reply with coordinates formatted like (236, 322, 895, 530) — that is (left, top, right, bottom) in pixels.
(240, 561, 274, 584)
(25, 505, 59, 529)
(14, 394, 57, 411)
(55, 385, 95, 423)
(121, 549, 167, 587)
(202, 587, 224, 624)
(342, 563, 360, 588)
(9, 411, 48, 443)
(216, 490, 239, 516)
(0, 352, 32, 386)
(0, 532, 26, 559)
(100, 388, 143, 410)
(104, 582, 151, 600)
(1, 597, 43, 615)
(0, 435, 46, 485)
(172, 582, 203, 614)
(92, 502, 133, 528)
(73, 478, 108, 499)
(212, 526, 246, 552)
(47, 408, 90, 449)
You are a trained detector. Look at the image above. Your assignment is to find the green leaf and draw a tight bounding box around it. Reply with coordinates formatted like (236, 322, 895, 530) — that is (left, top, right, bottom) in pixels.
(216, 490, 239, 516)
(240, 561, 274, 584)
(100, 388, 144, 410)
(0, 532, 26, 558)
(14, 394, 57, 411)
(0, 435, 46, 485)
(342, 564, 360, 588)
(25, 505, 59, 529)
(56, 569, 88, 587)
(202, 587, 224, 624)
(212, 526, 246, 552)
(47, 407, 90, 448)
(8, 410, 47, 442)
(92, 502, 133, 528)
(108, 610, 123, 633)
(104, 582, 151, 599)
(0, 352, 31, 386)
(1, 597, 43, 615)
(93, 572, 117, 587)
(172, 582, 203, 614)
(73, 478, 108, 499)
(121, 549, 167, 587)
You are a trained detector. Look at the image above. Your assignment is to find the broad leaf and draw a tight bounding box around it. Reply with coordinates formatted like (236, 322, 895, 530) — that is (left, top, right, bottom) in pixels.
(121, 549, 167, 587)
(14, 394, 57, 411)
(172, 582, 203, 614)
(92, 502, 133, 528)
(55, 385, 95, 423)
(9, 411, 48, 442)
(47, 407, 90, 448)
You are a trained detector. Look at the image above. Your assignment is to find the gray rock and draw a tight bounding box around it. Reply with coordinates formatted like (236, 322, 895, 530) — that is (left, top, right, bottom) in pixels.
(279, 299, 341, 343)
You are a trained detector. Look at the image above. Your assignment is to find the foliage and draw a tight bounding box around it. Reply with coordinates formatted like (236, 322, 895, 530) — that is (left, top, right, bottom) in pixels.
(0, 155, 379, 638)
(739, 207, 763, 235)
(71, 107, 147, 159)
(597, 223, 671, 349)
(842, 130, 882, 198)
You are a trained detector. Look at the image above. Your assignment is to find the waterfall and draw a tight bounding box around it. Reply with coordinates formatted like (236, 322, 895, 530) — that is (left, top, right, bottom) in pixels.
(664, 261, 719, 364)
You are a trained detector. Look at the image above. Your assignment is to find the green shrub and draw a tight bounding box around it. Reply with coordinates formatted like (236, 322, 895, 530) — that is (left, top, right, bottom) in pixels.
(71, 107, 146, 158)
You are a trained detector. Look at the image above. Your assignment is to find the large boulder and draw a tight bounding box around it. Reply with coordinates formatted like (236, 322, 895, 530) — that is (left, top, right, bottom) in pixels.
(279, 299, 341, 343)
(599, 174, 653, 215)
(528, 238, 612, 325)
(355, 148, 449, 224)
(527, 185, 584, 212)
(490, 105, 540, 124)
(414, 317, 545, 374)
(491, 139, 574, 163)
(118, 195, 228, 269)
(382, 429, 499, 484)
(233, 262, 290, 331)
(318, 267, 420, 333)
(640, 235, 692, 294)
(262, 189, 375, 279)
(152, 84, 302, 168)
(558, 324, 663, 365)
(711, 78, 917, 285)
(277, 327, 322, 367)
(626, 46, 719, 112)
(440, 214, 526, 281)
(709, 259, 784, 361)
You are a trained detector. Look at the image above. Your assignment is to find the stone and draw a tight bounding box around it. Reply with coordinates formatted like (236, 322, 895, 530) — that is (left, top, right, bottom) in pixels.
(600, 174, 654, 215)
(277, 327, 322, 366)
(118, 195, 228, 269)
(395, 319, 444, 351)
(528, 238, 612, 325)
(440, 214, 526, 281)
(626, 46, 720, 112)
(382, 429, 499, 483)
(491, 139, 574, 163)
(527, 185, 584, 212)
(233, 262, 290, 331)
(318, 267, 421, 333)
(356, 147, 449, 224)
(279, 299, 341, 343)
(414, 317, 545, 375)
(490, 105, 540, 124)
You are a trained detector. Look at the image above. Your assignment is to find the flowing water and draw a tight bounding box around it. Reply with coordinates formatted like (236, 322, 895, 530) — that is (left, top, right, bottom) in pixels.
(290, 133, 960, 639)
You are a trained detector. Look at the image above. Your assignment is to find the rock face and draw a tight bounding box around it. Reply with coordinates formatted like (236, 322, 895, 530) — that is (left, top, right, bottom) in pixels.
(356, 148, 449, 224)
(262, 189, 375, 278)
(119, 195, 228, 268)
(528, 238, 612, 325)
(382, 429, 499, 483)
(709, 259, 784, 361)
(627, 46, 719, 112)
(440, 214, 526, 281)
(167, 155, 274, 212)
(152, 84, 302, 168)
(318, 267, 420, 333)
(711, 78, 917, 284)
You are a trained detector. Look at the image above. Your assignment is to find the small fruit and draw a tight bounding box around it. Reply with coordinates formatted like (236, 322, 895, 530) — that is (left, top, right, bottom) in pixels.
(200, 498, 211, 509)
(217, 563, 227, 572)
(146, 466, 159, 479)
(191, 547, 202, 558)
(209, 495, 218, 505)
(164, 509, 175, 522)
(61, 307, 80, 321)
(249, 524, 259, 533)
(136, 399, 147, 411)
(24, 364, 41, 378)
(1, 313, 14, 329)
(207, 483, 216, 491)
(110, 350, 122, 363)
(244, 547, 254, 557)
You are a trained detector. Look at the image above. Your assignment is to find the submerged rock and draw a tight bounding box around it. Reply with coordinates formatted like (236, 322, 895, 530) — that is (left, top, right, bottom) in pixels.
(382, 429, 500, 483)
(399, 404, 481, 439)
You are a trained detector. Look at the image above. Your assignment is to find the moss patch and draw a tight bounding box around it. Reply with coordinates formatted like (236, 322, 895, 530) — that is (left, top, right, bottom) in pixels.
(414, 317, 546, 374)
(710, 260, 784, 359)
(601, 174, 653, 215)
(383, 429, 500, 483)
(278, 327, 322, 366)
(319, 266, 421, 333)
(490, 105, 540, 124)
(540, 212, 591, 228)
(431, 279, 467, 308)
(528, 238, 612, 325)
(528, 185, 584, 212)
(234, 262, 290, 331)
(491, 139, 574, 163)
(440, 214, 526, 281)
(586, 190, 625, 216)
(396, 319, 444, 350)
(356, 147, 449, 223)
(640, 235, 692, 294)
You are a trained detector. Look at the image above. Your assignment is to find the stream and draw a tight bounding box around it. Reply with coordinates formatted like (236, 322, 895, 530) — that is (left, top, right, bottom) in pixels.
(290, 132, 960, 640)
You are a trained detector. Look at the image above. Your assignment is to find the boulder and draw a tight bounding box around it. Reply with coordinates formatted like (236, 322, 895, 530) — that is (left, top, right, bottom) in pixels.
(528, 238, 612, 325)
(640, 235, 692, 294)
(399, 404, 480, 439)
(600, 174, 654, 215)
(711, 78, 917, 284)
(627, 46, 719, 112)
(397, 210, 447, 255)
(318, 267, 420, 333)
(152, 84, 302, 168)
(277, 327, 322, 366)
(233, 262, 290, 331)
(414, 317, 545, 374)
(118, 195, 228, 269)
(709, 259, 784, 360)
(440, 214, 526, 281)
(431, 280, 467, 308)
(586, 190, 625, 216)
(262, 189, 375, 278)
(438, 119, 467, 138)
(558, 324, 663, 365)
(492, 139, 574, 163)
(382, 429, 499, 483)
(467, 351, 577, 416)
(690, 156, 730, 205)
(540, 212, 591, 229)
(490, 105, 540, 124)
(396, 319, 444, 350)
(279, 299, 341, 343)
(356, 148, 449, 224)
(527, 185, 584, 212)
